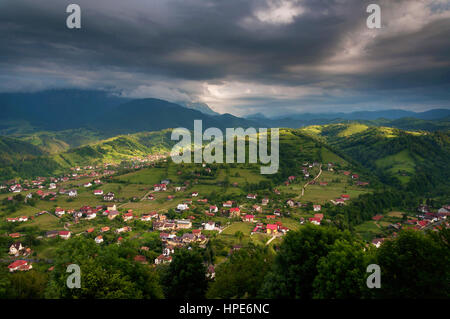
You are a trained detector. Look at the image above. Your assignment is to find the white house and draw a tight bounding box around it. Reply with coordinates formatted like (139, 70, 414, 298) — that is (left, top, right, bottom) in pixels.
(9, 242, 24, 255)
(204, 221, 215, 231)
(68, 189, 77, 197)
(177, 203, 189, 211)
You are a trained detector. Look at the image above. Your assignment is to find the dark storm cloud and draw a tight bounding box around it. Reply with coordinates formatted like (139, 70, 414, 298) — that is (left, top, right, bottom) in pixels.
(0, 0, 449, 115)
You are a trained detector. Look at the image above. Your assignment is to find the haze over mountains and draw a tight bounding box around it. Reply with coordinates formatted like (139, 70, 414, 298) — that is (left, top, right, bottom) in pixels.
(1, 90, 449, 135)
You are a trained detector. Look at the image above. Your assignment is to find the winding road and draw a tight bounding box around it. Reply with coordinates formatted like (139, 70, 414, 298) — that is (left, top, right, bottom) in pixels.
(300, 164, 322, 198)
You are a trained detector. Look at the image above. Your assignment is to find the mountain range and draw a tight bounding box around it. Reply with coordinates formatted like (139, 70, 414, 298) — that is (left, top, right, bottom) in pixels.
(1, 89, 449, 136)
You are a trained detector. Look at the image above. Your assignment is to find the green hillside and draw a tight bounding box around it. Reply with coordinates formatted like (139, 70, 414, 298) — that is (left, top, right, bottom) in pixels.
(301, 123, 450, 196)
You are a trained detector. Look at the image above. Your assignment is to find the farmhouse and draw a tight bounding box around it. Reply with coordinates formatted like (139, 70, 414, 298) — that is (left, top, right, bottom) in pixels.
(95, 235, 104, 244)
(223, 201, 233, 207)
(8, 260, 32, 272)
(266, 224, 278, 234)
(244, 214, 255, 222)
(104, 192, 115, 201)
(9, 242, 24, 255)
(123, 212, 134, 221)
(229, 207, 241, 217)
(204, 221, 215, 231)
(59, 231, 71, 239)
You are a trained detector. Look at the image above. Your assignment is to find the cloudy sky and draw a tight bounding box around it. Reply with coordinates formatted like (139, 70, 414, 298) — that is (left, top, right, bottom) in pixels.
(0, 0, 449, 116)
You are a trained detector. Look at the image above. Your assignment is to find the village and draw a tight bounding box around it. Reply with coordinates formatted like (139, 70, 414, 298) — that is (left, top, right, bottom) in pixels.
(1, 154, 449, 275)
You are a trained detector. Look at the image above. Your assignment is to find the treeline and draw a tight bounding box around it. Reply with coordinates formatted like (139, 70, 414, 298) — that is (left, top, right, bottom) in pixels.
(1, 225, 448, 299)
(326, 190, 421, 228)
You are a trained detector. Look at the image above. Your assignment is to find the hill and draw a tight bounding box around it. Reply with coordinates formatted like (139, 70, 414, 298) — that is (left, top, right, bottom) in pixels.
(0, 136, 61, 180)
(96, 98, 255, 134)
(300, 123, 450, 196)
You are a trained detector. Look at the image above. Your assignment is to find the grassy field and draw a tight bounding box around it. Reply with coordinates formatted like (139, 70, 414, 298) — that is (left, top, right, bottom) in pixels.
(354, 220, 384, 241)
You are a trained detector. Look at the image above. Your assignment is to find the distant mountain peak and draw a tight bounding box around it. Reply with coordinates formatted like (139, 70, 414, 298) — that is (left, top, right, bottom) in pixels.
(177, 101, 219, 116)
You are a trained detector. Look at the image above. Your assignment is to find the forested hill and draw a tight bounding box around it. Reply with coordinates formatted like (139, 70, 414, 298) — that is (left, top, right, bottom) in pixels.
(301, 124, 450, 197)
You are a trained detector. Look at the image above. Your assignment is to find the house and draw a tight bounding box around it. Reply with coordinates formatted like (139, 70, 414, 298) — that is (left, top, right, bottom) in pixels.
(176, 219, 192, 229)
(371, 238, 385, 248)
(192, 229, 202, 237)
(207, 265, 215, 279)
(48, 183, 57, 190)
(84, 182, 92, 188)
(95, 235, 104, 244)
(116, 226, 131, 234)
(247, 194, 257, 200)
(352, 174, 359, 179)
(140, 214, 153, 221)
(154, 184, 167, 191)
(68, 189, 77, 197)
(86, 227, 95, 233)
(101, 226, 110, 232)
(103, 192, 115, 201)
(372, 215, 383, 221)
(9, 233, 22, 238)
(6, 217, 18, 222)
(244, 214, 255, 222)
(182, 233, 195, 243)
(204, 221, 216, 231)
(266, 224, 278, 234)
(313, 205, 321, 212)
(155, 254, 172, 265)
(288, 175, 296, 181)
(93, 189, 103, 195)
(46, 230, 59, 238)
(161, 179, 171, 185)
(108, 210, 120, 220)
(229, 207, 241, 217)
(123, 212, 134, 222)
(191, 191, 199, 197)
(177, 203, 189, 211)
(209, 205, 218, 213)
(309, 217, 321, 225)
(55, 207, 65, 217)
(335, 198, 345, 205)
(223, 201, 233, 207)
(8, 260, 32, 272)
(9, 242, 24, 255)
(341, 194, 350, 200)
(262, 198, 269, 205)
(314, 213, 324, 221)
(59, 230, 71, 239)
(163, 245, 175, 256)
(253, 205, 262, 213)
(266, 215, 276, 220)
(85, 212, 97, 220)
(286, 199, 295, 207)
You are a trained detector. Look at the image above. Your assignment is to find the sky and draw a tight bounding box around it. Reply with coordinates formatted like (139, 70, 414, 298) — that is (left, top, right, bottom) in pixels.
(0, 0, 449, 116)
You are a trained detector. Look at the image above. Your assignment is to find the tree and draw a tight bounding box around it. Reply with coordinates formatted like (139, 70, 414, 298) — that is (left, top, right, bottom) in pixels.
(8, 271, 48, 299)
(234, 231, 244, 243)
(374, 230, 449, 299)
(45, 236, 163, 299)
(161, 248, 208, 299)
(312, 239, 369, 299)
(207, 245, 273, 299)
(260, 224, 352, 298)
